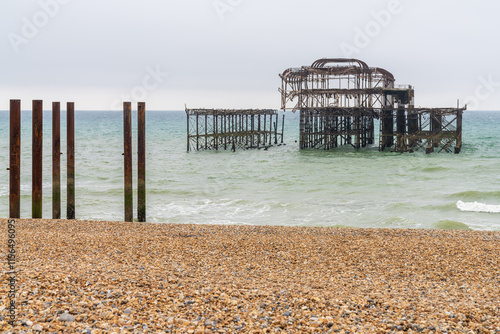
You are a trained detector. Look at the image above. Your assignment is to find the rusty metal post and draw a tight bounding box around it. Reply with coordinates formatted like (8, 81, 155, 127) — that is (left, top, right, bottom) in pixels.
(381, 109, 394, 151)
(257, 114, 261, 148)
(32, 100, 43, 219)
(186, 111, 190, 152)
(263, 113, 267, 146)
(368, 117, 374, 145)
(67, 102, 75, 219)
(426, 112, 435, 154)
(274, 113, 278, 144)
(214, 112, 218, 150)
(196, 113, 199, 151)
(455, 110, 463, 154)
(123, 102, 133, 222)
(52, 102, 61, 219)
(396, 105, 406, 152)
(138, 102, 146, 222)
(431, 112, 442, 148)
(9, 99, 21, 218)
(204, 114, 208, 149)
(281, 114, 285, 144)
(354, 115, 361, 150)
(407, 111, 418, 149)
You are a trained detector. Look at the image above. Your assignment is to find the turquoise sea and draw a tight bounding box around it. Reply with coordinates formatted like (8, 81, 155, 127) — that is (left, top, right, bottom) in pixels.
(0, 110, 499, 230)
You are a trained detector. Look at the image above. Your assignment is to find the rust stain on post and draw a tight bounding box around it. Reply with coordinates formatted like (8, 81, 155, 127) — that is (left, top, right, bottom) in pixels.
(138, 102, 146, 222)
(52, 102, 61, 219)
(123, 102, 133, 222)
(67, 102, 75, 219)
(9, 99, 21, 218)
(32, 100, 43, 219)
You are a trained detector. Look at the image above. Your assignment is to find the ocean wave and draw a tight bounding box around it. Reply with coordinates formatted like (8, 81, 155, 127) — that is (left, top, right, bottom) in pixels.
(377, 216, 417, 228)
(427, 202, 459, 211)
(421, 166, 450, 173)
(456, 200, 500, 213)
(447, 190, 500, 201)
(433, 220, 471, 230)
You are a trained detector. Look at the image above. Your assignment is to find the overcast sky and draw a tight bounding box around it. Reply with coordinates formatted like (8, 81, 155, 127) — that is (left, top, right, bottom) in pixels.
(1, 0, 499, 110)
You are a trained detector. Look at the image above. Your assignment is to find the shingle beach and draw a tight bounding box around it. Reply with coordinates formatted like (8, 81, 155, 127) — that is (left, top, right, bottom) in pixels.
(1, 219, 499, 333)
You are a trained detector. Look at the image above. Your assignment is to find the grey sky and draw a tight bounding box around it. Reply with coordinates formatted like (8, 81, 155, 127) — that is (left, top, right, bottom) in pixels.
(1, 0, 499, 110)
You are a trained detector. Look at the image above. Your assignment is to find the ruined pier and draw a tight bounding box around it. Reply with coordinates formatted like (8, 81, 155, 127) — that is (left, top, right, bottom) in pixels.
(186, 108, 284, 151)
(280, 58, 464, 153)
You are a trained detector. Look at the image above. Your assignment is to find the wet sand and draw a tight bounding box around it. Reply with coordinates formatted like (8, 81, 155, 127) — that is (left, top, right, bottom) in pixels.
(1, 219, 499, 333)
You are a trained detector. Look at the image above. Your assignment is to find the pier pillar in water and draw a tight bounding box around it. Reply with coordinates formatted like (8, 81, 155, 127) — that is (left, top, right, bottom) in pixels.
(9, 99, 21, 219)
(32, 100, 43, 219)
(123, 102, 133, 222)
(52, 102, 61, 219)
(138, 102, 146, 222)
(396, 105, 406, 152)
(380, 109, 394, 151)
(67, 102, 75, 219)
(454, 109, 463, 154)
(407, 111, 418, 150)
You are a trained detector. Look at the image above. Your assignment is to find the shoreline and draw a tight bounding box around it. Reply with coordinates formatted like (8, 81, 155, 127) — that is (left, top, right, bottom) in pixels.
(1, 219, 499, 333)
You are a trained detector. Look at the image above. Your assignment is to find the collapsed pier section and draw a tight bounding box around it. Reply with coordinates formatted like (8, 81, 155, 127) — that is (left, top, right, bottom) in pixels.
(186, 109, 284, 152)
(280, 58, 465, 153)
(380, 107, 464, 154)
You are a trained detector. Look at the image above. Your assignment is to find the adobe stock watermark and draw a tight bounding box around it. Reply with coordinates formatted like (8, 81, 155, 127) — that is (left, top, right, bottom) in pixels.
(111, 65, 169, 110)
(340, 0, 409, 57)
(7, 219, 17, 326)
(463, 75, 500, 110)
(7, 0, 72, 54)
(213, 0, 243, 21)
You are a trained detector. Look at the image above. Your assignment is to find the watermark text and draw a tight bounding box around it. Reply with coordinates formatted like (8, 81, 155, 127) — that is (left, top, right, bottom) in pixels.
(111, 65, 169, 110)
(7, 219, 17, 326)
(340, 0, 406, 57)
(213, 0, 243, 21)
(7, 0, 72, 54)
(463, 75, 500, 110)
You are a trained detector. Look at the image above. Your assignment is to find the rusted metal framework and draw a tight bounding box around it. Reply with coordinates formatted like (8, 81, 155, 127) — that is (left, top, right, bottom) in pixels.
(381, 107, 464, 153)
(280, 58, 464, 153)
(186, 109, 284, 151)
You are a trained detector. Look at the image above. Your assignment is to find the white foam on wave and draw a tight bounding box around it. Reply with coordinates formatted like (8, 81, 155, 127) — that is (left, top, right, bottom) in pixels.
(457, 200, 500, 213)
(148, 198, 273, 225)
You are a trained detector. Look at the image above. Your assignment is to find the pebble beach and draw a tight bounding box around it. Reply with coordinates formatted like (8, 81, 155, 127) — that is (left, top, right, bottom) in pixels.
(1, 219, 499, 333)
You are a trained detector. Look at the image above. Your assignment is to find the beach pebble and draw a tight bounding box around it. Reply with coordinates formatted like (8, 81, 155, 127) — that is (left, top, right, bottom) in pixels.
(58, 312, 75, 322)
(32, 324, 43, 332)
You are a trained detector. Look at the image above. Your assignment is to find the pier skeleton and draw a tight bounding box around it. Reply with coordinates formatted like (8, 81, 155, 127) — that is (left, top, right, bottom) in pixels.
(280, 58, 464, 153)
(186, 109, 284, 152)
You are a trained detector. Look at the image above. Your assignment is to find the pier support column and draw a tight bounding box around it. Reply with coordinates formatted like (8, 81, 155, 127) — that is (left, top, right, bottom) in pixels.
(367, 117, 375, 145)
(67, 102, 75, 219)
(407, 111, 418, 150)
(9, 99, 21, 219)
(396, 106, 406, 152)
(454, 110, 463, 154)
(32, 100, 43, 219)
(346, 117, 352, 145)
(380, 109, 394, 151)
(299, 110, 306, 149)
(354, 115, 361, 150)
(123, 102, 133, 222)
(431, 112, 442, 148)
(138, 102, 146, 222)
(52, 102, 61, 219)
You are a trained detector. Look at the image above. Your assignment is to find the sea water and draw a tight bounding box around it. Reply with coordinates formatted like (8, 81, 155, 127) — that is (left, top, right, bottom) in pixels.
(0, 110, 499, 231)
